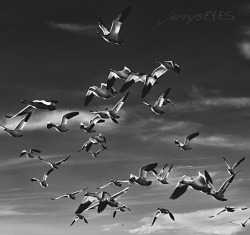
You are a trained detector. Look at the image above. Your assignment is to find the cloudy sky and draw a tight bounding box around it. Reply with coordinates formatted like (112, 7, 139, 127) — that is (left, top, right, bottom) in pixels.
(1, 0, 250, 234)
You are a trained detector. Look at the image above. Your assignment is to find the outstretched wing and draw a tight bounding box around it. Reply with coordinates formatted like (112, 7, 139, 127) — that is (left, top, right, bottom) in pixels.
(55, 155, 71, 166)
(151, 210, 161, 226)
(61, 112, 79, 125)
(112, 92, 129, 113)
(139, 163, 158, 180)
(5, 105, 35, 118)
(98, 18, 109, 35)
(232, 157, 245, 170)
(14, 113, 32, 131)
(184, 132, 199, 145)
(169, 176, 190, 200)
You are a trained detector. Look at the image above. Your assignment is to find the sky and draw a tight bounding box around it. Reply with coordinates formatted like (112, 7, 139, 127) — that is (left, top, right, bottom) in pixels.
(0, 0, 250, 234)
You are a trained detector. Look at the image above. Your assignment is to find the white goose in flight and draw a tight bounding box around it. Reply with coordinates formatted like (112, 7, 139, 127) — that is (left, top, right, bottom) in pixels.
(89, 92, 129, 124)
(97, 6, 132, 45)
(84, 83, 117, 106)
(89, 146, 107, 157)
(129, 163, 158, 186)
(38, 155, 70, 169)
(107, 66, 131, 90)
(151, 208, 175, 226)
(5, 99, 58, 118)
(175, 132, 199, 151)
(70, 214, 88, 226)
(0, 113, 32, 137)
(169, 170, 212, 200)
(143, 88, 175, 115)
(113, 205, 131, 218)
(51, 187, 88, 200)
(205, 170, 240, 201)
(96, 180, 129, 189)
(223, 156, 245, 175)
(84, 186, 131, 213)
(47, 111, 79, 132)
(208, 206, 248, 218)
(78, 137, 98, 152)
(30, 168, 54, 188)
(20, 148, 41, 158)
(152, 163, 173, 184)
(154, 59, 180, 74)
(229, 217, 250, 227)
(119, 64, 174, 98)
(80, 115, 105, 133)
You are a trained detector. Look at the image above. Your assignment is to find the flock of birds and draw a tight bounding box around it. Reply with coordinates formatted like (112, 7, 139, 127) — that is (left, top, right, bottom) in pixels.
(1, 5, 249, 232)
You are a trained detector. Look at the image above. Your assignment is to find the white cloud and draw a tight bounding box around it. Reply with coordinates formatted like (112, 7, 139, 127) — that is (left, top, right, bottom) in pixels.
(48, 22, 98, 36)
(128, 208, 244, 235)
(238, 40, 250, 59)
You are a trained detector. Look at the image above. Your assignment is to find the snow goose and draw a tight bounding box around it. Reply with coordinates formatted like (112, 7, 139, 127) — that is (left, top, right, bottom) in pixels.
(129, 163, 158, 187)
(175, 132, 199, 151)
(47, 111, 79, 132)
(84, 186, 131, 213)
(38, 155, 70, 169)
(229, 217, 250, 227)
(0, 113, 32, 137)
(70, 214, 88, 226)
(89, 146, 107, 157)
(107, 66, 131, 90)
(96, 180, 129, 189)
(74, 195, 100, 215)
(205, 170, 240, 201)
(78, 137, 98, 152)
(80, 115, 105, 133)
(208, 206, 248, 218)
(151, 163, 173, 184)
(51, 187, 88, 200)
(119, 64, 173, 98)
(30, 168, 54, 188)
(151, 208, 175, 226)
(169, 170, 212, 200)
(223, 156, 245, 175)
(113, 205, 131, 218)
(143, 88, 175, 115)
(84, 83, 117, 106)
(20, 148, 41, 158)
(5, 99, 58, 118)
(97, 6, 132, 45)
(89, 92, 129, 124)
(154, 59, 180, 75)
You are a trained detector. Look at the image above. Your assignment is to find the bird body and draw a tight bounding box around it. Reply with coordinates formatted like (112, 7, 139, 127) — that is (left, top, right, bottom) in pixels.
(80, 115, 105, 133)
(175, 132, 199, 150)
(47, 111, 79, 132)
(0, 113, 32, 137)
(20, 148, 41, 158)
(31, 168, 54, 188)
(97, 6, 132, 45)
(151, 208, 175, 226)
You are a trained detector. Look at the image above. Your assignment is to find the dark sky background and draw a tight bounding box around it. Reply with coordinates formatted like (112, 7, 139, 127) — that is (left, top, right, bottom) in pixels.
(0, 0, 250, 234)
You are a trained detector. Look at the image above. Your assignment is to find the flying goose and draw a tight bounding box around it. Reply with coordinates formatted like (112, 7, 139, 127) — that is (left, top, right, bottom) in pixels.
(74, 194, 99, 215)
(223, 156, 245, 175)
(113, 205, 131, 218)
(78, 137, 98, 152)
(47, 111, 79, 132)
(89, 146, 107, 157)
(143, 88, 175, 115)
(151, 208, 175, 226)
(119, 65, 172, 98)
(0, 113, 32, 137)
(229, 217, 250, 227)
(20, 148, 41, 158)
(107, 66, 131, 90)
(129, 163, 158, 187)
(5, 99, 58, 118)
(151, 163, 173, 184)
(84, 186, 131, 213)
(51, 187, 88, 200)
(208, 206, 248, 218)
(89, 92, 129, 124)
(96, 180, 130, 189)
(80, 115, 105, 133)
(97, 6, 132, 45)
(38, 155, 71, 169)
(84, 83, 117, 106)
(70, 214, 88, 226)
(175, 132, 199, 151)
(154, 59, 180, 76)
(205, 170, 240, 201)
(30, 168, 54, 188)
(169, 170, 212, 200)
